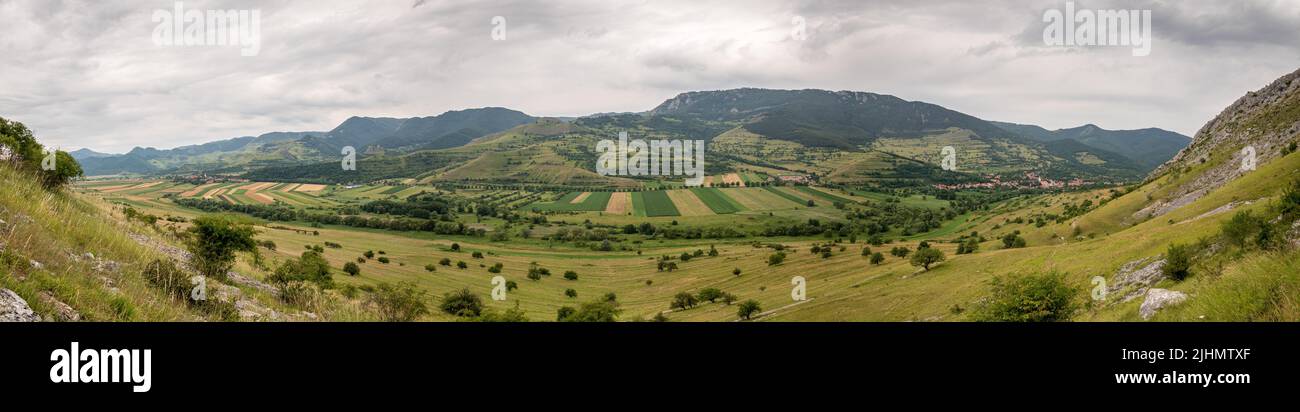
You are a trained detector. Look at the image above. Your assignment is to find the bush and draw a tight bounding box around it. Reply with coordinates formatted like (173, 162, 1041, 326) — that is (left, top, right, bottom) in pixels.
(559, 299, 621, 322)
(185, 215, 259, 281)
(738, 300, 762, 320)
(377, 256, 390, 264)
(970, 272, 1081, 322)
(424, 264, 436, 272)
(477, 303, 528, 322)
(697, 288, 725, 303)
(268, 251, 333, 288)
(767, 251, 786, 266)
(556, 306, 576, 321)
(1221, 211, 1259, 248)
(439, 288, 483, 317)
(343, 262, 361, 276)
(456, 261, 468, 269)
(278, 281, 320, 308)
(870, 252, 885, 265)
(488, 263, 503, 273)
(371, 282, 429, 321)
(1000, 232, 1026, 249)
(472, 251, 484, 259)
(670, 292, 699, 310)
(1163, 243, 1193, 281)
(1277, 178, 1300, 218)
(439, 257, 451, 266)
(563, 270, 578, 280)
(564, 288, 577, 298)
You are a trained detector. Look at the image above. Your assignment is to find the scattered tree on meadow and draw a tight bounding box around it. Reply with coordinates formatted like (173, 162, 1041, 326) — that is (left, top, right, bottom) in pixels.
(909, 247, 946, 271)
(738, 300, 762, 320)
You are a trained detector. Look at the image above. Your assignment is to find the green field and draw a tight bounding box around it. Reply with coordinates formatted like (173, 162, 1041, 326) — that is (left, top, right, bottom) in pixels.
(794, 186, 857, 204)
(689, 187, 744, 214)
(528, 192, 613, 212)
(762, 186, 808, 205)
(636, 191, 680, 217)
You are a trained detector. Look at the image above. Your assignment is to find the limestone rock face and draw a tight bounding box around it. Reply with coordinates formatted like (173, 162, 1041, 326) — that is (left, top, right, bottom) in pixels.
(1139, 288, 1188, 320)
(1139, 68, 1300, 222)
(0, 289, 40, 322)
(1106, 258, 1167, 303)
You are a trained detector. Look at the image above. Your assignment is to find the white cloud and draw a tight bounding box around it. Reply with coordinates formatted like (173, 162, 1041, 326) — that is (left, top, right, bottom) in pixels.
(0, 0, 1297, 153)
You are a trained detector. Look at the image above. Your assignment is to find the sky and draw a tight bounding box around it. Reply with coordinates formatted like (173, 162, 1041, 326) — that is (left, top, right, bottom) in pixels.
(1, 0, 1299, 153)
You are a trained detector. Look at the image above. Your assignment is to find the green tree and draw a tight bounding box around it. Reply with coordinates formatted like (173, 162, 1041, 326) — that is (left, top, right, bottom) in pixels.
(909, 247, 946, 271)
(870, 252, 885, 264)
(670, 292, 699, 310)
(343, 261, 361, 276)
(738, 300, 762, 320)
(697, 288, 725, 303)
(185, 216, 259, 281)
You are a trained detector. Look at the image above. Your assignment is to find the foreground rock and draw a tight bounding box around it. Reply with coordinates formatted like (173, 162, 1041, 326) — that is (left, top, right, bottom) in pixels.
(1105, 258, 1166, 303)
(38, 292, 80, 322)
(0, 289, 40, 322)
(1139, 288, 1188, 320)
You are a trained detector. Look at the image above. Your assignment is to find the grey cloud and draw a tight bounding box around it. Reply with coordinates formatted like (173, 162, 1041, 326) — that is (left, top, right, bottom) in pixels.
(0, 0, 1297, 153)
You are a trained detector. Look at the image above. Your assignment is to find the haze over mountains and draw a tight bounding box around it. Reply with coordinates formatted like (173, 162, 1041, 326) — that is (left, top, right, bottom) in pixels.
(72, 89, 1189, 182)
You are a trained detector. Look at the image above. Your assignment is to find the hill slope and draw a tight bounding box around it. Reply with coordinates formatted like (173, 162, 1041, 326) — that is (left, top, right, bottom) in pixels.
(992, 121, 1191, 171)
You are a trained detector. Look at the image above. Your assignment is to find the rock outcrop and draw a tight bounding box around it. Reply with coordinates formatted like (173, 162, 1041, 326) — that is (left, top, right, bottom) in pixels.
(1105, 257, 1167, 303)
(0, 289, 40, 322)
(1139, 68, 1300, 221)
(1139, 288, 1188, 320)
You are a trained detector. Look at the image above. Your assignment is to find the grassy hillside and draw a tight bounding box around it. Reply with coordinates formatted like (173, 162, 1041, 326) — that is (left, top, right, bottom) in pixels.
(2, 165, 208, 320)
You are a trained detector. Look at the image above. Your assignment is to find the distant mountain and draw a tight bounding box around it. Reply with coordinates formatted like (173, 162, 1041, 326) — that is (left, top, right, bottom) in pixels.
(76, 131, 323, 176)
(68, 148, 114, 160)
(649, 88, 1026, 149)
(78, 154, 159, 176)
(74, 108, 533, 176)
(371, 108, 534, 150)
(991, 122, 1190, 171)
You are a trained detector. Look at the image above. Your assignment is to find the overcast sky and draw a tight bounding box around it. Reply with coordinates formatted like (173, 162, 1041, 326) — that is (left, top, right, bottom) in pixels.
(2, 0, 1298, 153)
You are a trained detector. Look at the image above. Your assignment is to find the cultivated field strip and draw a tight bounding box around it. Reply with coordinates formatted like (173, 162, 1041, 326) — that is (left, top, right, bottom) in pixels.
(689, 187, 744, 214)
(605, 192, 632, 214)
(637, 190, 681, 217)
(666, 189, 714, 216)
(719, 187, 801, 210)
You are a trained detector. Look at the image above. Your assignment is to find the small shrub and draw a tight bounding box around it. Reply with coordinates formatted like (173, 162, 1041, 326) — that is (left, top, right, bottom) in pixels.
(970, 272, 1081, 322)
(371, 282, 429, 322)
